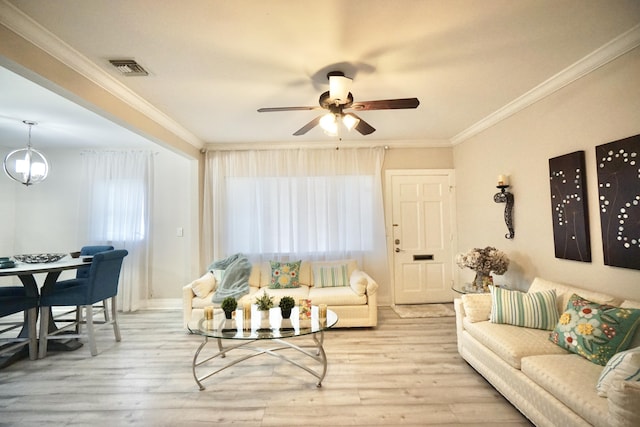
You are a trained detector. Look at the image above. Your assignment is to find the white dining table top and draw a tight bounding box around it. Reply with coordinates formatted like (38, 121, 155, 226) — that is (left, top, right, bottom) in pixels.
(0, 257, 91, 277)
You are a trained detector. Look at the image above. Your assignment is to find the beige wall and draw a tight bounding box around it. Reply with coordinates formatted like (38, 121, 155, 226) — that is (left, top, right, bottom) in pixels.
(383, 147, 454, 170)
(453, 46, 640, 300)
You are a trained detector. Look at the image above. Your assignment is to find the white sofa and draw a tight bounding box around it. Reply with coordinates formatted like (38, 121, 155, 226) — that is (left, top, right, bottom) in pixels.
(455, 277, 640, 427)
(183, 258, 378, 329)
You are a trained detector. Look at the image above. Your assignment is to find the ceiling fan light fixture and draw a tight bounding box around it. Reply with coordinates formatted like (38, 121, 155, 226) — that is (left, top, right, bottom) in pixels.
(342, 113, 360, 131)
(329, 74, 352, 103)
(319, 113, 338, 135)
(3, 121, 49, 186)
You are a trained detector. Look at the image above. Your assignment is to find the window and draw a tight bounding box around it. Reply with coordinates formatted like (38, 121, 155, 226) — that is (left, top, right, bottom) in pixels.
(225, 175, 375, 255)
(91, 179, 146, 241)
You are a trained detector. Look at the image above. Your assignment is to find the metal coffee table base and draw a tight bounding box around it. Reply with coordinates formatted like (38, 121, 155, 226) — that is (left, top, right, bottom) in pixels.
(192, 330, 327, 390)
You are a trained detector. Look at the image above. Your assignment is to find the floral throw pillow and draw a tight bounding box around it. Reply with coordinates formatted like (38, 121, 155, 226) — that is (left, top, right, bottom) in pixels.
(269, 260, 301, 289)
(549, 293, 640, 365)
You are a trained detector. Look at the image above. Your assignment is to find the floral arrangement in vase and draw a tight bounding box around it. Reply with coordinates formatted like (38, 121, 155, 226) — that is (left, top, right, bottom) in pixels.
(456, 246, 509, 291)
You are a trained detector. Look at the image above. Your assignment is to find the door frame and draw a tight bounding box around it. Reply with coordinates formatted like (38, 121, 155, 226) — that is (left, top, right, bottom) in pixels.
(384, 169, 458, 306)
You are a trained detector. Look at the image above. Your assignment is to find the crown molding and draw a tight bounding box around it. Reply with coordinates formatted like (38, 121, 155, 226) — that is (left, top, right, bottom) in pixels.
(0, 0, 202, 149)
(451, 23, 640, 146)
(205, 138, 451, 151)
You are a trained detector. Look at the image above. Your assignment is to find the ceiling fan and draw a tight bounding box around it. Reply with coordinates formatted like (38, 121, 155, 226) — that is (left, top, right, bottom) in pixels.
(257, 71, 419, 136)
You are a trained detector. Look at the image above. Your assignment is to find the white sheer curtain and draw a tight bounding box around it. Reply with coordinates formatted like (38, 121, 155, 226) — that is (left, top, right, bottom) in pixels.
(203, 147, 389, 284)
(79, 150, 154, 312)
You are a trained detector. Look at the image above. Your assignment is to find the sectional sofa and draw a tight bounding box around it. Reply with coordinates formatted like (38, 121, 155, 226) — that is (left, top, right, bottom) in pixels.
(455, 277, 640, 427)
(183, 258, 378, 329)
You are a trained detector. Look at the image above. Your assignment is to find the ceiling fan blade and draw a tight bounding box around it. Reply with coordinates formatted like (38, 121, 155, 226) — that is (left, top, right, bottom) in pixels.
(257, 106, 319, 112)
(293, 116, 322, 136)
(350, 98, 420, 111)
(350, 113, 376, 135)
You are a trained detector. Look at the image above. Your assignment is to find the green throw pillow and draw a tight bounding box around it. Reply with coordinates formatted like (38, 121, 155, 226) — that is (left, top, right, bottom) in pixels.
(269, 260, 301, 289)
(489, 286, 559, 330)
(549, 294, 640, 366)
(313, 264, 349, 288)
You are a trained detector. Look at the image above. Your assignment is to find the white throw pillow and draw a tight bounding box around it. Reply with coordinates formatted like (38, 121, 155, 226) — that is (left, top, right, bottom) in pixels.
(596, 347, 640, 397)
(608, 381, 640, 427)
(349, 270, 368, 296)
(190, 272, 216, 298)
(461, 293, 492, 323)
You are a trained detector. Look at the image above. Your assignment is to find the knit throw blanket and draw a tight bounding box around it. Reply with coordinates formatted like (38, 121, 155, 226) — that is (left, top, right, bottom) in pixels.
(208, 253, 251, 303)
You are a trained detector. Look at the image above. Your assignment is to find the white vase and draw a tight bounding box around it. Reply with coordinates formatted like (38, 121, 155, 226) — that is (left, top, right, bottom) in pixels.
(259, 309, 270, 328)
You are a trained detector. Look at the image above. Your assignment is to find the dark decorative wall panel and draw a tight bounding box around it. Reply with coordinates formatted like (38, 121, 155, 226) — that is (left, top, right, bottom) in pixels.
(549, 151, 591, 262)
(596, 134, 640, 270)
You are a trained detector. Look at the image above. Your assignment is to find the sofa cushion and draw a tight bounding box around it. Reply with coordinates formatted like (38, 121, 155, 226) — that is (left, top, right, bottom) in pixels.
(245, 285, 309, 306)
(596, 347, 640, 397)
(461, 293, 492, 322)
(521, 354, 608, 427)
(269, 260, 302, 289)
(308, 286, 367, 306)
(549, 294, 640, 365)
(608, 381, 640, 427)
(190, 272, 216, 298)
(489, 286, 559, 331)
(313, 263, 349, 288)
(463, 319, 568, 369)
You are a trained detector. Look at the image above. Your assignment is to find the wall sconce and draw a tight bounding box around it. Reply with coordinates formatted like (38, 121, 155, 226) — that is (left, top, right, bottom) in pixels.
(494, 175, 514, 239)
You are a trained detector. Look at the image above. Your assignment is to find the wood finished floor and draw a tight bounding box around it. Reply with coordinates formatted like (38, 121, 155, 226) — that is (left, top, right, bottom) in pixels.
(0, 307, 533, 426)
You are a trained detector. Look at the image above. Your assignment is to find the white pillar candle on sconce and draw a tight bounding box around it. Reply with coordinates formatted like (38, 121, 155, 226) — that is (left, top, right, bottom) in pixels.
(497, 175, 508, 186)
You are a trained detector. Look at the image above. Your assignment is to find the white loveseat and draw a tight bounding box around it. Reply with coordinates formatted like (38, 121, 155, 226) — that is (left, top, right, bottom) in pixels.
(183, 258, 378, 329)
(455, 277, 640, 427)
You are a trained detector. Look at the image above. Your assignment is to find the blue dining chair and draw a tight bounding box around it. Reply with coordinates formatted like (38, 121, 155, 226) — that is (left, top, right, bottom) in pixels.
(76, 245, 114, 279)
(76, 245, 114, 325)
(38, 249, 128, 358)
(0, 286, 39, 360)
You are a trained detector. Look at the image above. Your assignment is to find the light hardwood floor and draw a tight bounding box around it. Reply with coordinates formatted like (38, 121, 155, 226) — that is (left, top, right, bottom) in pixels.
(0, 307, 533, 426)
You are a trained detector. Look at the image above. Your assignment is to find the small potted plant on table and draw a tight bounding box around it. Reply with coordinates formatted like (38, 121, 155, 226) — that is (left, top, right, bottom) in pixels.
(279, 296, 295, 319)
(255, 290, 274, 321)
(221, 296, 237, 319)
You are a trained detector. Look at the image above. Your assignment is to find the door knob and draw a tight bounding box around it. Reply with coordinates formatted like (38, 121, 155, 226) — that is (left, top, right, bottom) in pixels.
(395, 248, 400, 252)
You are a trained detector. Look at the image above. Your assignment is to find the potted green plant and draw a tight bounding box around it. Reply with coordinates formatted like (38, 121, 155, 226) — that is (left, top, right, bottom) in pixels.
(279, 296, 295, 319)
(256, 291, 273, 318)
(220, 296, 237, 319)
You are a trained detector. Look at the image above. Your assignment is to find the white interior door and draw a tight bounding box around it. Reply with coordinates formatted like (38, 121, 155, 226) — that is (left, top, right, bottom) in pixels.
(387, 170, 456, 304)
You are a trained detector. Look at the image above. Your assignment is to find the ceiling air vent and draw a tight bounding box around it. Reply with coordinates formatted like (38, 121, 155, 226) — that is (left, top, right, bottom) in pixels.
(108, 59, 149, 76)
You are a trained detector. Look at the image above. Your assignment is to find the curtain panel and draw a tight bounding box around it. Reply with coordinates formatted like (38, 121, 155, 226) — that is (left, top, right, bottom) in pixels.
(203, 147, 389, 285)
(80, 150, 154, 312)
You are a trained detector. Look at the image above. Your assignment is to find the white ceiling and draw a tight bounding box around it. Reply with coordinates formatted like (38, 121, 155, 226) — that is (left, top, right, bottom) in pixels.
(1, 0, 639, 152)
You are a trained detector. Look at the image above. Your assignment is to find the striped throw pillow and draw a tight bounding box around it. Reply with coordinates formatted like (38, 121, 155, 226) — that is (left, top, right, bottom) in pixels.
(490, 286, 559, 330)
(313, 264, 349, 288)
(596, 347, 640, 397)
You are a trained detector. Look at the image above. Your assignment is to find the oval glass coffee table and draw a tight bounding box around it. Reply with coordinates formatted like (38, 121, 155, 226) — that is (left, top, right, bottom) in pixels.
(188, 304, 338, 390)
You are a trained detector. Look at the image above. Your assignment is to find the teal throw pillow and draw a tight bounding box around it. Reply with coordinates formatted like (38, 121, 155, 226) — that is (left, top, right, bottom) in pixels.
(269, 260, 301, 289)
(549, 294, 640, 366)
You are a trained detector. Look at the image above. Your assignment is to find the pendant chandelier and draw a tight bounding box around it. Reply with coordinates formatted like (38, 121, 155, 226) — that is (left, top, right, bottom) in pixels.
(3, 120, 49, 186)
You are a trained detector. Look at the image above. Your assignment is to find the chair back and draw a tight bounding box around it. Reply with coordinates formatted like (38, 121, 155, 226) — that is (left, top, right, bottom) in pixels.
(77, 245, 114, 278)
(87, 249, 128, 303)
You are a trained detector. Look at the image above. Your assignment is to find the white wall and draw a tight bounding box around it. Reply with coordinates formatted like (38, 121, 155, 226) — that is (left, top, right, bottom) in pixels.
(453, 46, 640, 300)
(0, 146, 197, 302)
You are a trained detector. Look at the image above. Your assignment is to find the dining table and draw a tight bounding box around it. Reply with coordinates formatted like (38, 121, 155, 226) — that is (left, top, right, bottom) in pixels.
(0, 255, 92, 367)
